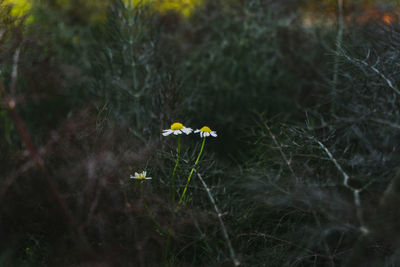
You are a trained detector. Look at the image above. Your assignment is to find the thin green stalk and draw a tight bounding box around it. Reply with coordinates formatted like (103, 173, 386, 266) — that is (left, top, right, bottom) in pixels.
(164, 231, 171, 266)
(332, 0, 344, 113)
(165, 135, 181, 264)
(178, 137, 206, 205)
(171, 135, 180, 203)
(139, 181, 166, 236)
(139, 182, 171, 265)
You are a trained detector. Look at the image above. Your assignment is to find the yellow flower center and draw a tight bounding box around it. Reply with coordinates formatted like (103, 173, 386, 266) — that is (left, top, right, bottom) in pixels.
(171, 122, 184, 130)
(200, 126, 212, 132)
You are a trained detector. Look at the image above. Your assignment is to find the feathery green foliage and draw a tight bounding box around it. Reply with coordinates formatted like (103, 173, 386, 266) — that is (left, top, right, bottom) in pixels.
(1, 0, 400, 266)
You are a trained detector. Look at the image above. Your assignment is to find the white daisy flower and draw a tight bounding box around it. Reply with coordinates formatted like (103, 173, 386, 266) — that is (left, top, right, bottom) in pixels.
(162, 122, 193, 136)
(194, 126, 217, 138)
(130, 171, 152, 180)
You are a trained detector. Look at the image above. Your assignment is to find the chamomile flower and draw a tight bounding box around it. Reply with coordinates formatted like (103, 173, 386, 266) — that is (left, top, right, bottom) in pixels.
(194, 126, 217, 138)
(130, 171, 152, 180)
(162, 122, 193, 136)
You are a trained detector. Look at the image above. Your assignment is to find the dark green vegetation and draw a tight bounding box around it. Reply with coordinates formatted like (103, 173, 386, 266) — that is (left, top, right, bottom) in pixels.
(1, 0, 400, 266)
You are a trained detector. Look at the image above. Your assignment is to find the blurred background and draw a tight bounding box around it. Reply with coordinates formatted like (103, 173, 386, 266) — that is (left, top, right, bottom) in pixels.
(1, 0, 400, 266)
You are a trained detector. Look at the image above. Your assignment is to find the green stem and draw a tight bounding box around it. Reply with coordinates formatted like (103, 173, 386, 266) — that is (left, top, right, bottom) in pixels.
(332, 0, 344, 113)
(178, 138, 206, 205)
(139, 181, 165, 236)
(164, 231, 171, 266)
(171, 135, 180, 203)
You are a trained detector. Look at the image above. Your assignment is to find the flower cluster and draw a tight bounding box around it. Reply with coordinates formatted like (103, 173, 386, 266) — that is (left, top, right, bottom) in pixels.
(162, 122, 217, 138)
(130, 122, 217, 183)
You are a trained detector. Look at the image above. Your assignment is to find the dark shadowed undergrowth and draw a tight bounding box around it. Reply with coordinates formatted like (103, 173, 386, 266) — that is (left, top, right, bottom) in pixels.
(1, 0, 400, 266)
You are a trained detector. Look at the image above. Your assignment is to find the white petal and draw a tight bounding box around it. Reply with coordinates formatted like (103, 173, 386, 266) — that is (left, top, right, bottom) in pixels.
(143, 171, 147, 176)
(173, 130, 181, 135)
(200, 132, 203, 138)
(145, 177, 152, 180)
(162, 129, 173, 136)
(210, 131, 217, 137)
(130, 175, 135, 179)
(194, 129, 200, 133)
(205, 132, 210, 137)
(134, 172, 139, 177)
(181, 127, 193, 134)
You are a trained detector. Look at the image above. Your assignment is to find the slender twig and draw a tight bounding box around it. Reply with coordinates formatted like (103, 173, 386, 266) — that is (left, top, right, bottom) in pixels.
(0, 28, 5, 42)
(370, 117, 400, 130)
(341, 52, 400, 95)
(264, 121, 298, 182)
(10, 47, 20, 96)
(264, 121, 333, 263)
(196, 171, 240, 266)
(312, 137, 369, 235)
(332, 0, 344, 112)
(312, 210, 335, 267)
(238, 232, 326, 257)
(0, 159, 35, 199)
(0, 110, 87, 199)
(0, 82, 94, 255)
